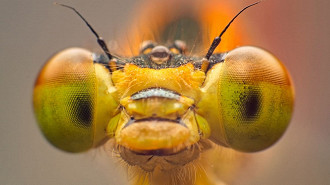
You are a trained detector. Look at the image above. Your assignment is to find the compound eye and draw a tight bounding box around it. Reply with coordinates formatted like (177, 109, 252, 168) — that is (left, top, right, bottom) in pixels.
(33, 48, 118, 153)
(33, 48, 96, 152)
(139, 40, 156, 54)
(220, 46, 294, 152)
(199, 46, 294, 152)
(169, 40, 187, 54)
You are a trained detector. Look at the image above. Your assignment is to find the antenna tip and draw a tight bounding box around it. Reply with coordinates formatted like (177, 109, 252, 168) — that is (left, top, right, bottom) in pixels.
(53, 2, 65, 7)
(254, 1, 262, 5)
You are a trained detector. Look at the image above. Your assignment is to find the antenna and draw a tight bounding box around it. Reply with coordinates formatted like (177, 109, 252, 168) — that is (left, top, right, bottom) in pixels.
(55, 3, 113, 60)
(205, 1, 260, 60)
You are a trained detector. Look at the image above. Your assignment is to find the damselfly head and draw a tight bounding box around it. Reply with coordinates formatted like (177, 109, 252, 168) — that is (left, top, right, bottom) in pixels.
(34, 4, 294, 181)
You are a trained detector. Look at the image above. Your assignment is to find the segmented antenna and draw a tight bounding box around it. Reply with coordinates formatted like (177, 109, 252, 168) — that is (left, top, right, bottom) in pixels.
(54, 3, 113, 60)
(205, 1, 260, 60)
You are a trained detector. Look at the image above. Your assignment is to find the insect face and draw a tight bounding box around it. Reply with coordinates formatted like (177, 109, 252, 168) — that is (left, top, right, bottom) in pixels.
(33, 2, 294, 183)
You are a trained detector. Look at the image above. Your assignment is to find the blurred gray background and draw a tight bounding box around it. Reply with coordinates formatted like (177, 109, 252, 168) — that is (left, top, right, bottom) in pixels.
(1, 0, 329, 184)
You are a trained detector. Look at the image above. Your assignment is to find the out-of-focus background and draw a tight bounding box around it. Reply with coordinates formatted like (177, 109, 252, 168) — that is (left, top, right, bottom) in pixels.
(0, 0, 329, 184)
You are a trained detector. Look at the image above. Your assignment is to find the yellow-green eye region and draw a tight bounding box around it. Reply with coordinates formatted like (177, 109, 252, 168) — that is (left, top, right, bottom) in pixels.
(198, 46, 294, 152)
(33, 48, 118, 152)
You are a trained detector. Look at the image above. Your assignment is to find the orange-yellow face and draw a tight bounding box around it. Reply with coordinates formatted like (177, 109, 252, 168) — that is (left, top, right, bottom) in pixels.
(33, 1, 294, 176)
(34, 43, 294, 155)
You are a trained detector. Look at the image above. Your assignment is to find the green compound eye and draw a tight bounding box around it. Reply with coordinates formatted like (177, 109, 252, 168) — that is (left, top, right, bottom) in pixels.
(198, 46, 294, 152)
(33, 48, 118, 152)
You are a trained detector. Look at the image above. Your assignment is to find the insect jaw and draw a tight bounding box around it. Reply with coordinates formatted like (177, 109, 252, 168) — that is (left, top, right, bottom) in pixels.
(118, 141, 203, 172)
(122, 117, 188, 130)
(115, 111, 211, 172)
(113, 103, 202, 152)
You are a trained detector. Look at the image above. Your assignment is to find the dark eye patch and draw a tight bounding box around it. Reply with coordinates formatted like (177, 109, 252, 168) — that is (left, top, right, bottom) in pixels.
(239, 88, 262, 121)
(69, 94, 93, 127)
